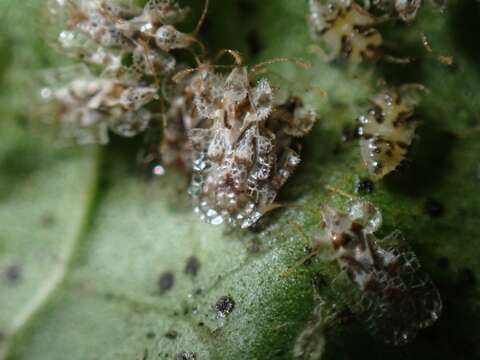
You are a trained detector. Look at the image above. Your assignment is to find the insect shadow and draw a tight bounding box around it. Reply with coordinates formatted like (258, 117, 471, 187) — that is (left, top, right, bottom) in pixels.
(383, 122, 456, 196)
(449, 0, 480, 70)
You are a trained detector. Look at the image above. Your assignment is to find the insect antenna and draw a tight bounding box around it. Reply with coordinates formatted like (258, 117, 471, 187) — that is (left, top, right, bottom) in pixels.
(421, 32, 453, 66)
(323, 184, 357, 201)
(172, 49, 242, 83)
(214, 48, 243, 65)
(382, 54, 414, 64)
(250, 57, 311, 76)
(192, 0, 209, 35)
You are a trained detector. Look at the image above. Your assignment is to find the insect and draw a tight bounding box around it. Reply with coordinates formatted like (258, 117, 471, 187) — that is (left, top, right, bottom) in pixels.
(362, 0, 422, 22)
(43, 0, 201, 77)
(308, 0, 383, 63)
(357, 87, 419, 179)
(39, 65, 158, 144)
(172, 52, 316, 228)
(159, 64, 220, 173)
(316, 199, 442, 345)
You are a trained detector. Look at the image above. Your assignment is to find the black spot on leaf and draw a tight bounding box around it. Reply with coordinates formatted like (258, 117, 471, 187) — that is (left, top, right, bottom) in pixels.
(425, 199, 445, 218)
(185, 256, 200, 277)
(215, 295, 235, 318)
(158, 272, 175, 294)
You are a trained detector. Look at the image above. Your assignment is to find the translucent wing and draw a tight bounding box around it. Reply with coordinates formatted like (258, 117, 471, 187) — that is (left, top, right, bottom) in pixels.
(375, 230, 443, 329)
(364, 231, 442, 345)
(332, 231, 442, 345)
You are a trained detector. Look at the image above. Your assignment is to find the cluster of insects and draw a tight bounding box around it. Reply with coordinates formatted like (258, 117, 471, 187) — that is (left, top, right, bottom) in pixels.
(308, 1, 434, 178)
(35, 0, 447, 352)
(307, 0, 447, 64)
(40, 0, 202, 144)
(39, 0, 316, 229)
(312, 199, 442, 345)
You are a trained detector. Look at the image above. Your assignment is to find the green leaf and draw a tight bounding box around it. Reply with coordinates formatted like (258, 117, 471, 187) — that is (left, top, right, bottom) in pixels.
(1, 1, 480, 359)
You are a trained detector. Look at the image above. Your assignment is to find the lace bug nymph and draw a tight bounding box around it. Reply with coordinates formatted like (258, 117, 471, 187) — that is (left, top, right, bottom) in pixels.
(358, 88, 419, 179)
(363, 0, 422, 22)
(40, 66, 158, 144)
(309, 0, 383, 63)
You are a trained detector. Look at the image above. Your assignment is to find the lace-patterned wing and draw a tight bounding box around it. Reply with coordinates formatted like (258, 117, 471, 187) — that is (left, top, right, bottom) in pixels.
(375, 230, 443, 329)
(331, 231, 442, 345)
(40, 64, 93, 89)
(361, 231, 443, 345)
(144, 0, 190, 25)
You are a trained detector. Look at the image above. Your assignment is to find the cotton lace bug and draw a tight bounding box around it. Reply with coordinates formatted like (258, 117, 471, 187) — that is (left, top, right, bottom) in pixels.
(357, 86, 421, 179)
(314, 198, 442, 345)
(169, 51, 316, 228)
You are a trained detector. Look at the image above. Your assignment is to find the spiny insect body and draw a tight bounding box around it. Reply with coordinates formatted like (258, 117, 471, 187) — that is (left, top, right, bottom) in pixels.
(318, 200, 442, 345)
(308, 0, 383, 63)
(40, 65, 158, 144)
(182, 62, 316, 228)
(363, 0, 422, 22)
(41, 0, 200, 143)
(45, 0, 193, 75)
(358, 88, 418, 179)
(160, 66, 220, 173)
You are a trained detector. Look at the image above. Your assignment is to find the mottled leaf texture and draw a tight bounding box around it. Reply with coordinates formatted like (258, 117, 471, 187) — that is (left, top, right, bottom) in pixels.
(1, 1, 479, 360)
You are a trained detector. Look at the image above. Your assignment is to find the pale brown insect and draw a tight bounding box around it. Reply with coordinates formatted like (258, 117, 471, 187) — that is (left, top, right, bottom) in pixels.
(159, 64, 220, 173)
(39, 65, 158, 144)
(309, 0, 383, 63)
(43, 0, 202, 77)
(170, 53, 316, 228)
(357, 87, 419, 178)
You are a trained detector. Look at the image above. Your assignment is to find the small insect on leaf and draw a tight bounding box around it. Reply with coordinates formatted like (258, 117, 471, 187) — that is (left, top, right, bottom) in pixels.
(180, 55, 316, 228)
(308, 0, 383, 63)
(159, 65, 220, 173)
(357, 87, 420, 179)
(362, 0, 422, 22)
(319, 200, 442, 345)
(38, 65, 158, 144)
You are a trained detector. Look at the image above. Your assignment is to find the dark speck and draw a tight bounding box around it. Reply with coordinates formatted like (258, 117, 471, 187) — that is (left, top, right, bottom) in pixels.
(355, 178, 374, 194)
(165, 330, 178, 340)
(425, 199, 445, 218)
(40, 212, 55, 227)
(303, 246, 313, 266)
(197, 322, 205, 327)
(246, 30, 261, 56)
(458, 268, 476, 289)
(146, 331, 155, 339)
(215, 295, 235, 318)
(194, 288, 202, 296)
(185, 256, 200, 277)
(158, 272, 175, 294)
(176, 351, 196, 360)
(3, 264, 22, 285)
(248, 239, 262, 253)
(437, 257, 449, 269)
(311, 273, 327, 291)
(341, 126, 359, 143)
(283, 97, 301, 113)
